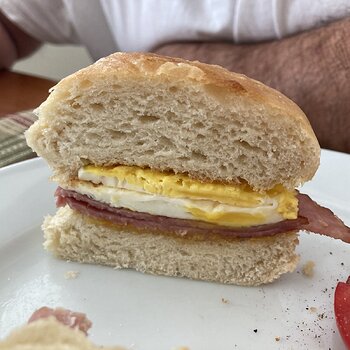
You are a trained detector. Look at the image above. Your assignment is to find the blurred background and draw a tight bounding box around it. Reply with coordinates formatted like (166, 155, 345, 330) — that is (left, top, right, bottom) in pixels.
(0, 44, 93, 167)
(13, 44, 92, 81)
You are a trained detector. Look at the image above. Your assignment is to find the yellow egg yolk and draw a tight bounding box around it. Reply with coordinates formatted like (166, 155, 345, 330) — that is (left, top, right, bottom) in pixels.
(74, 165, 299, 227)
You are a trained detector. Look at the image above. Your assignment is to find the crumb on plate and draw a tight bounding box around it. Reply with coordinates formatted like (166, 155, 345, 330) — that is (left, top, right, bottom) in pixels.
(302, 260, 315, 277)
(64, 270, 80, 279)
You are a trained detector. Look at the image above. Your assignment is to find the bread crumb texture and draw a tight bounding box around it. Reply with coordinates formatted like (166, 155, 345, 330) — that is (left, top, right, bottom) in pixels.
(0, 317, 125, 349)
(64, 270, 80, 279)
(26, 52, 320, 191)
(302, 260, 315, 278)
(42, 206, 300, 286)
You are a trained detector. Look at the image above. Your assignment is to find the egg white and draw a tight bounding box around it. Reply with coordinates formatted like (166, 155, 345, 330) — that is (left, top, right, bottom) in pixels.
(64, 169, 286, 226)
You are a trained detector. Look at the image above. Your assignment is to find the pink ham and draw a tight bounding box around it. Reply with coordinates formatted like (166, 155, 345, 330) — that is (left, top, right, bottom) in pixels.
(28, 306, 92, 335)
(55, 187, 350, 243)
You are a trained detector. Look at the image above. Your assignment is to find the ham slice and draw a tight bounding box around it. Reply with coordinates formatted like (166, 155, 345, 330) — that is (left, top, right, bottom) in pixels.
(28, 307, 92, 335)
(298, 193, 350, 243)
(55, 187, 350, 243)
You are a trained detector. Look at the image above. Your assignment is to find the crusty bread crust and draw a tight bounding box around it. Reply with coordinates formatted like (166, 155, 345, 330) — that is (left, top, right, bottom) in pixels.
(43, 206, 299, 286)
(25, 52, 320, 190)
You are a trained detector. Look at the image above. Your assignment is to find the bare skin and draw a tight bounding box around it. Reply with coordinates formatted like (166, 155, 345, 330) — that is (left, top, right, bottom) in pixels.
(155, 18, 350, 153)
(0, 9, 349, 152)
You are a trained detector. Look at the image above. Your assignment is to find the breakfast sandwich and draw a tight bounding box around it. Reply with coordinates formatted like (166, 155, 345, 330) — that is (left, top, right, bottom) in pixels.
(25, 53, 350, 286)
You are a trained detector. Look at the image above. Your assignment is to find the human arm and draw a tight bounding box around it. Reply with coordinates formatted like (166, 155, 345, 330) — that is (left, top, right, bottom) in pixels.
(0, 10, 41, 69)
(154, 17, 350, 153)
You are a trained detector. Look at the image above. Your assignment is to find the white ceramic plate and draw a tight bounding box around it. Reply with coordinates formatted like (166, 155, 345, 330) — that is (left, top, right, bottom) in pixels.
(0, 150, 349, 350)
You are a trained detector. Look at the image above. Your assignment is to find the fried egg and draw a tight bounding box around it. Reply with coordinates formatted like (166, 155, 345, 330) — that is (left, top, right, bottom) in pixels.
(66, 165, 298, 228)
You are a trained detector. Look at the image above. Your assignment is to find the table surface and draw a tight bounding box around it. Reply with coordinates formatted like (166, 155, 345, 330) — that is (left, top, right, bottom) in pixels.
(0, 71, 56, 117)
